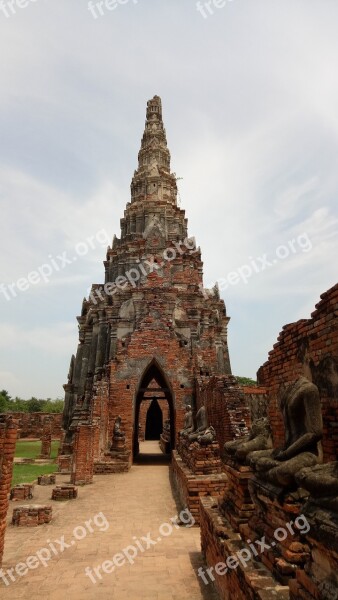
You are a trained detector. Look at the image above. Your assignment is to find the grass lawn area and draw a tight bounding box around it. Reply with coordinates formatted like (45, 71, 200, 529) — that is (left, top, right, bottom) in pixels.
(15, 440, 60, 459)
(12, 463, 58, 486)
(12, 440, 60, 486)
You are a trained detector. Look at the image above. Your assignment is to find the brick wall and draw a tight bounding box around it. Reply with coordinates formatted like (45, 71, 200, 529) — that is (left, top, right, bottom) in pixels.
(6, 413, 63, 439)
(196, 375, 251, 451)
(258, 283, 338, 461)
(0, 415, 18, 565)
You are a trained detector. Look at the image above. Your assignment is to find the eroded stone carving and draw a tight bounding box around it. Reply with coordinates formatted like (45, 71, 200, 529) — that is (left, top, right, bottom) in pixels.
(296, 462, 338, 511)
(179, 404, 193, 437)
(197, 425, 216, 446)
(223, 417, 272, 463)
(188, 405, 208, 442)
(249, 377, 323, 487)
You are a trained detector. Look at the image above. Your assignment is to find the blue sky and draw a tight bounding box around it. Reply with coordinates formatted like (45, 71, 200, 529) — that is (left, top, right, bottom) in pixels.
(0, 0, 337, 397)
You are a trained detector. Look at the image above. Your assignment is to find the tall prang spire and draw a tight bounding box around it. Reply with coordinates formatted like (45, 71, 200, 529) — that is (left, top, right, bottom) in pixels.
(130, 95, 178, 206)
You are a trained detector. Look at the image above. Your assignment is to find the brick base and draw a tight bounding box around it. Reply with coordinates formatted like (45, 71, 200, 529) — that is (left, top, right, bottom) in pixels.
(10, 484, 34, 501)
(247, 478, 310, 584)
(12, 505, 52, 526)
(52, 485, 78, 500)
(200, 496, 290, 600)
(219, 462, 255, 531)
(38, 474, 56, 486)
(171, 450, 227, 524)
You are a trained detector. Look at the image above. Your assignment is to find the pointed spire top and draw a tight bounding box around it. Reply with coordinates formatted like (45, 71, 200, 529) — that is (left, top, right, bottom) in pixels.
(129, 96, 177, 206)
(146, 95, 162, 119)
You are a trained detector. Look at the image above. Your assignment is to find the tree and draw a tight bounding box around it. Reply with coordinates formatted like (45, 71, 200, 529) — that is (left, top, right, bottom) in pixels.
(26, 398, 44, 413)
(236, 376, 257, 386)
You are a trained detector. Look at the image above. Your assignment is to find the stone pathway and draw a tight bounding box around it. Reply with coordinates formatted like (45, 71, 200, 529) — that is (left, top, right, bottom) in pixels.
(1, 442, 218, 600)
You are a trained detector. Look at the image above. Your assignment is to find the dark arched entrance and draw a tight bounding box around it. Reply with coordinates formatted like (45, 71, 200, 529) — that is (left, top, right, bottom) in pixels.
(145, 399, 163, 440)
(133, 360, 175, 460)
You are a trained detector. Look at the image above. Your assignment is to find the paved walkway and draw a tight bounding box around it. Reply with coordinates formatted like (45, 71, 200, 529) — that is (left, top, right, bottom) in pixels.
(1, 442, 218, 600)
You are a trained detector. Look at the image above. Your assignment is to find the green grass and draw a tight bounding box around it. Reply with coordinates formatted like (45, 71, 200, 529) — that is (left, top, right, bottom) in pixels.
(11, 463, 58, 486)
(12, 440, 60, 486)
(15, 440, 60, 459)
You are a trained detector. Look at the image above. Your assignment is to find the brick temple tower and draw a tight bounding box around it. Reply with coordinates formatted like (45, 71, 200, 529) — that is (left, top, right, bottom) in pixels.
(61, 96, 232, 472)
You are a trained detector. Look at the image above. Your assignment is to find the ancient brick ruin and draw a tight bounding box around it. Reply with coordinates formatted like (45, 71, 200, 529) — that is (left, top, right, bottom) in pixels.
(13, 412, 62, 439)
(61, 95, 232, 479)
(200, 284, 338, 600)
(0, 416, 18, 566)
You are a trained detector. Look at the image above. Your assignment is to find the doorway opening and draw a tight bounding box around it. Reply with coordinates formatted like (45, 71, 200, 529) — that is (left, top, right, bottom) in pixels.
(133, 360, 175, 462)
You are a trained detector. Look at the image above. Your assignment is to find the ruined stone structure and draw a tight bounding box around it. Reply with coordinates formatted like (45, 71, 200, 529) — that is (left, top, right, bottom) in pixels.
(200, 284, 338, 600)
(0, 416, 18, 565)
(11, 412, 62, 439)
(61, 96, 232, 479)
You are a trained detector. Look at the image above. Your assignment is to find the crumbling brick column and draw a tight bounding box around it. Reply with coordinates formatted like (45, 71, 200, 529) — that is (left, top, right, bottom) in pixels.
(39, 416, 52, 459)
(71, 420, 96, 485)
(0, 415, 18, 565)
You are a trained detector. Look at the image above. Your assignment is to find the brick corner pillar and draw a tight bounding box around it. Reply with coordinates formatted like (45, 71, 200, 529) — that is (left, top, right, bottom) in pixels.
(40, 416, 52, 459)
(0, 415, 18, 566)
(71, 421, 96, 485)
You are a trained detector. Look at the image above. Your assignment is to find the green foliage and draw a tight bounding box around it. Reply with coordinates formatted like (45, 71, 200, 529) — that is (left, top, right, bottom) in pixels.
(236, 376, 257, 386)
(0, 391, 64, 414)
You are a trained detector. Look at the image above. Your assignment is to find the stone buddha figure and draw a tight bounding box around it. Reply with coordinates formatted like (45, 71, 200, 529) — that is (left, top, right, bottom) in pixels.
(180, 405, 193, 437)
(296, 462, 338, 510)
(248, 376, 323, 487)
(223, 417, 272, 463)
(197, 425, 216, 445)
(188, 405, 208, 442)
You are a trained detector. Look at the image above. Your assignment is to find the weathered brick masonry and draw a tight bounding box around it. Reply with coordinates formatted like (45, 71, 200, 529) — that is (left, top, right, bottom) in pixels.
(200, 285, 338, 600)
(11, 412, 62, 439)
(0, 416, 18, 565)
(61, 96, 232, 472)
(258, 283, 338, 461)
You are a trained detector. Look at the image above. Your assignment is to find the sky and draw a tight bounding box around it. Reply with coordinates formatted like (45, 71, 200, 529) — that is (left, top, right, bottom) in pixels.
(0, 0, 337, 398)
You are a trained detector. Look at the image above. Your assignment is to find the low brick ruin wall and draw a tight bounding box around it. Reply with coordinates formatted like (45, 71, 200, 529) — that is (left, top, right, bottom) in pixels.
(258, 283, 338, 461)
(10, 484, 34, 501)
(200, 497, 290, 600)
(171, 450, 226, 524)
(12, 505, 52, 526)
(0, 416, 18, 565)
(52, 485, 78, 501)
(12, 413, 63, 439)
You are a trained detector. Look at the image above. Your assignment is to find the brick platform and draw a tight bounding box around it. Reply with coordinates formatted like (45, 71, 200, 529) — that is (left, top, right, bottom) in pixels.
(219, 462, 255, 531)
(94, 452, 130, 474)
(289, 501, 338, 600)
(177, 438, 222, 475)
(171, 450, 227, 524)
(0, 415, 18, 564)
(37, 474, 56, 486)
(10, 484, 34, 501)
(247, 478, 310, 584)
(52, 485, 78, 501)
(12, 505, 52, 527)
(200, 496, 290, 600)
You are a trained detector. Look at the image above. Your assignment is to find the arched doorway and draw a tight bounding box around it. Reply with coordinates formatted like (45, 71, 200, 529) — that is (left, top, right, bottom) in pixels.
(133, 360, 175, 460)
(145, 399, 163, 440)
